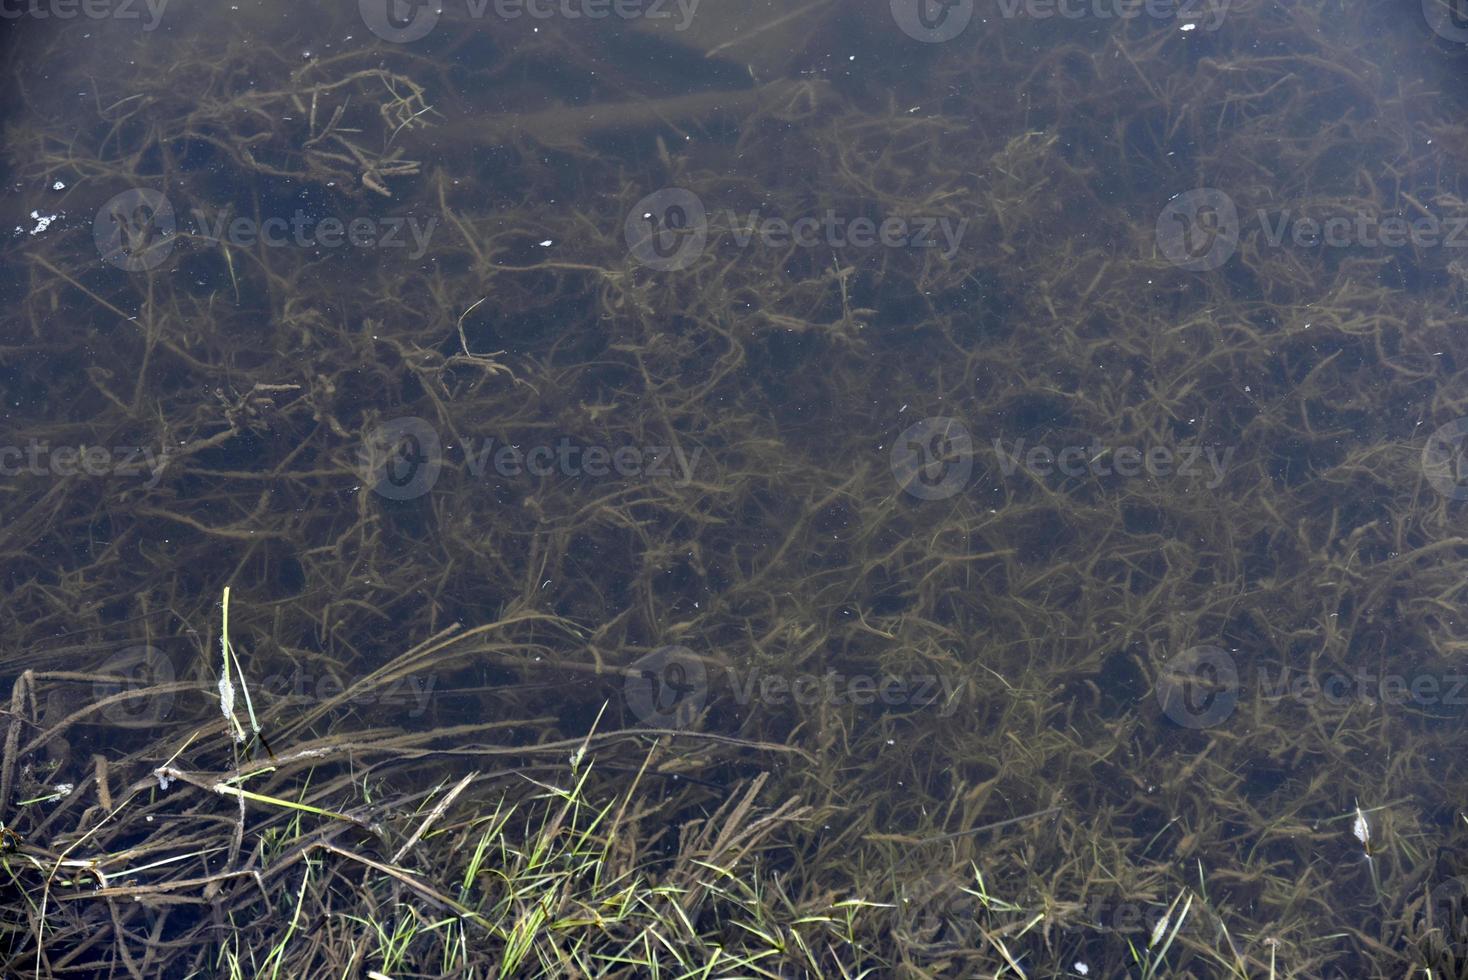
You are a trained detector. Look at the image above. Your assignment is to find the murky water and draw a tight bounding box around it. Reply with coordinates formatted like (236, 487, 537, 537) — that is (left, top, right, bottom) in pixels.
(2, 1, 1468, 976)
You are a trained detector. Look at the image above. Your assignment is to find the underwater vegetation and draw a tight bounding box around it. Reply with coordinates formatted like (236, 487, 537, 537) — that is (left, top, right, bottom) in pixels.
(1, 0, 1468, 975)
